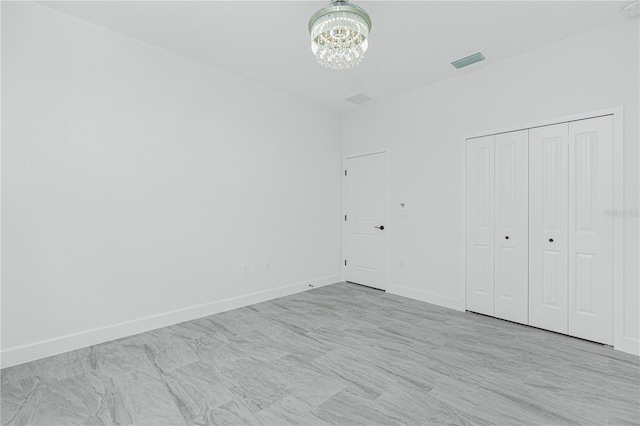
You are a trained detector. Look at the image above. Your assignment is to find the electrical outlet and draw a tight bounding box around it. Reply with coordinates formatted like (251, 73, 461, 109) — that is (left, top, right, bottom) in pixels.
(242, 264, 249, 274)
(265, 261, 271, 272)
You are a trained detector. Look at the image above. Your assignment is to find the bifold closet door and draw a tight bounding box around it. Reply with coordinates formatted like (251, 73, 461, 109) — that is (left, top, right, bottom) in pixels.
(529, 123, 569, 334)
(494, 130, 529, 324)
(568, 115, 614, 345)
(466, 135, 495, 316)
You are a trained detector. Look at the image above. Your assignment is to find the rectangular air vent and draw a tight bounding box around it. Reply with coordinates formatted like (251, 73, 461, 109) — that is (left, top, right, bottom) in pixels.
(451, 52, 486, 69)
(346, 93, 373, 105)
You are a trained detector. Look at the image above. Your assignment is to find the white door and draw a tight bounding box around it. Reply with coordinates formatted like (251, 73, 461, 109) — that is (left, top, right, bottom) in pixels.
(344, 152, 387, 290)
(466, 136, 495, 316)
(529, 123, 569, 334)
(494, 130, 529, 325)
(568, 116, 614, 344)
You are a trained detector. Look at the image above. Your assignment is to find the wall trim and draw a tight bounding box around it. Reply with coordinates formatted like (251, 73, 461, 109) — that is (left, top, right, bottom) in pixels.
(464, 107, 623, 140)
(611, 107, 626, 354)
(343, 149, 387, 160)
(1, 274, 341, 369)
(621, 336, 640, 356)
(387, 284, 465, 312)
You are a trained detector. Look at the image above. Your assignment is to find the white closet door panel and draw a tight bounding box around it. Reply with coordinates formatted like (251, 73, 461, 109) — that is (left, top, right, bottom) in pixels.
(568, 116, 614, 344)
(529, 123, 569, 334)
(466, 136, 495, 316)
(494, 130, 529, 325)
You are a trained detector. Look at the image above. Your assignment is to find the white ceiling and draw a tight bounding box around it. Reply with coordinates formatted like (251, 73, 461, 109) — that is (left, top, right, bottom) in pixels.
(41, 1, 633, 112)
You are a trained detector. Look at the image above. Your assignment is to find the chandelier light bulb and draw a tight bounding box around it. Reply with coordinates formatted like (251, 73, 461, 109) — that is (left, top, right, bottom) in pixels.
(308, 0, 372, 70)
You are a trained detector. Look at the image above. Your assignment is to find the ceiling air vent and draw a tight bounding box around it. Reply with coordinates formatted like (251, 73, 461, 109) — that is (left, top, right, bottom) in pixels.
(345, 93, 373, 105)
(451, 52, 486, 69)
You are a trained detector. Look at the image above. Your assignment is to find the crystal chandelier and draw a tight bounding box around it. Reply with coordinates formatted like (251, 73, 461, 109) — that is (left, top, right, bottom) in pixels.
(308, 0, 372, 70)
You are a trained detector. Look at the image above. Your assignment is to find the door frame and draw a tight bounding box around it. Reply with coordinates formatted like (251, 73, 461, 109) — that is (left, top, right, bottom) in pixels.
(342, 150, 389, 290)
(461, 107, 627, 353)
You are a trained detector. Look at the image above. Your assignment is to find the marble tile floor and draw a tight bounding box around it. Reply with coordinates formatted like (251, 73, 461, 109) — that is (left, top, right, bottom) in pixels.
(1, 282, 639, 425)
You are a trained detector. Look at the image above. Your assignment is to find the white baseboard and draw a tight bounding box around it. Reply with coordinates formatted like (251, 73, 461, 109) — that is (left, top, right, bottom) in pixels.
(617, 336, 640, 356)
(387, 284, 465, 312)
(1, 275, 341, 369)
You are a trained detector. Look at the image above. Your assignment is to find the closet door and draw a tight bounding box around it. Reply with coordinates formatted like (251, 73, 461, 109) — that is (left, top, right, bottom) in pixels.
(529, 123, 569, 334)
(568, 116, 614, 344)
(494, 130, 529, 324)
(466, 135, 495, 316)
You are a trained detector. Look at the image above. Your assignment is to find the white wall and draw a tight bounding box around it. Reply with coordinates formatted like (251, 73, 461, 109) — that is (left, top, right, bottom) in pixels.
(1, 2, 342, 367)
(342, 18, 640, 353)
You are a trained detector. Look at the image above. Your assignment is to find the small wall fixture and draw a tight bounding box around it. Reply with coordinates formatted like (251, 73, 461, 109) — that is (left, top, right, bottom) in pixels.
(451, 52, 486, 69)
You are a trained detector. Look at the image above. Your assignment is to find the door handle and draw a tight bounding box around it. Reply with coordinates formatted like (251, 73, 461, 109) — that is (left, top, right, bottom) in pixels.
(374, 225, 385, 230)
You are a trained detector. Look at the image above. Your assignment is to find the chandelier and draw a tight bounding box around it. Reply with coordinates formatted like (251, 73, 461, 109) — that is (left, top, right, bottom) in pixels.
(308, 0, 372, 70)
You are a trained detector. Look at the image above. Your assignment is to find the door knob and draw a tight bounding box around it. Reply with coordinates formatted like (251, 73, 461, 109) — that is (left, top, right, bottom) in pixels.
(505, 236, 509, 240)
(549, 238, 554, 242)
(375, 225, 385, 230)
